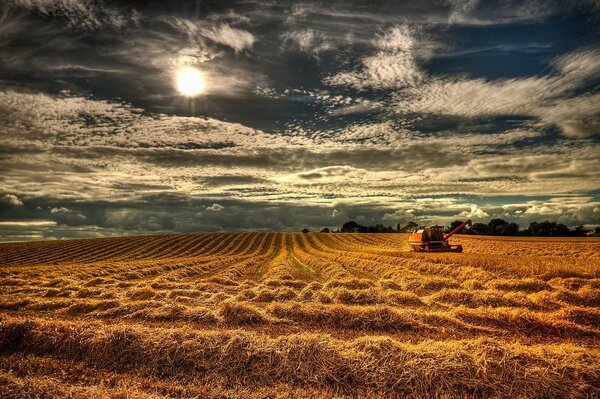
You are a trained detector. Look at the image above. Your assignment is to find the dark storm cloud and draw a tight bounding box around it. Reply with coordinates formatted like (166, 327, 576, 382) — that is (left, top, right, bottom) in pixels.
(1, 0, 600, 240)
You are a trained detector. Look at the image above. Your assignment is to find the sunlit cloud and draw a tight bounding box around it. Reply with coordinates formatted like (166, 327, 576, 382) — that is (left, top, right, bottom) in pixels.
(0, 220, 56, 226)
(202, 23, 256, 53)
(206, 203, 225, 212)
(0, 194, 23, 206)
(281, 29, 331, 58)
(396, 50, 600, 137)
(325, 25, 424, 90)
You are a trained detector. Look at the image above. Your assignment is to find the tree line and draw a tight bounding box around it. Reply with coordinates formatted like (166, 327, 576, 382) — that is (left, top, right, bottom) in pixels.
(325, 219, 599, 237)
(449, 219, 592, 237)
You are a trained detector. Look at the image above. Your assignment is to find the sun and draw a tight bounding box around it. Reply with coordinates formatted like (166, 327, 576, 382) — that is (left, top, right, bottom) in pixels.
(176, 66, 205, 96)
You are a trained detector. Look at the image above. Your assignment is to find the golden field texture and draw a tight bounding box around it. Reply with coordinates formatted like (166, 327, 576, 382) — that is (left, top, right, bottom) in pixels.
(0, 232, 599, 398)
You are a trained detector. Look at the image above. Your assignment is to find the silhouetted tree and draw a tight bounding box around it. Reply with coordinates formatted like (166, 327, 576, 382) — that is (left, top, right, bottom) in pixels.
(338, 218, 581, 236)
(500, 222, 520, 236)
(320, 227, 330, 233)
(488, 218, 508, 235)
(570, 225, 586, 236)
(446, 220, 465, 234)
(366, 224, 396, 233)
(528, 221, 570, 236)
(301, 228, 310, 234)
(341, 221, 362, 233)
(468, 223, 489, 235)
(399, 221, 418, 232)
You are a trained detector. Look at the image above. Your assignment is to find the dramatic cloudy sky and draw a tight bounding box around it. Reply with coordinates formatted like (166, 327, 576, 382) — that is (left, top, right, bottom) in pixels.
(1, 0, 600, 240)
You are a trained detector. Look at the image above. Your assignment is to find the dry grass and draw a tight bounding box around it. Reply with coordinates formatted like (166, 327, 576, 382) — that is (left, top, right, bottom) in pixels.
(0, 232, 599, 398)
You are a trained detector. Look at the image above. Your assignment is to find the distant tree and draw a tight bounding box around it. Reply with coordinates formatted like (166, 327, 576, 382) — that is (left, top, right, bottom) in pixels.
(488, 218, 509, 235)
(500, 222, 520, 236)
(556, 223, 571, 236)
(468, 223, 489, 235)
(396, 223, 401, 232)
(446, 220, 465, 234)
(340, 221, 405, 233)
(527, 221, 539, 236)
(365, 224, 396, 233)
(301, 228, 310, 234)
(528, 220, 570, 236)
(571, 225, 586, 237)
(399, 221, 418, 233)
(341, 221, 362, 233)
(320, 227, 330, 233)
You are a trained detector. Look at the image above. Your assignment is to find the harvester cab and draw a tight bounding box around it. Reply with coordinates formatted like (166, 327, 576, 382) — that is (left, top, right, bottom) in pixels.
(408, 219, 472, 253)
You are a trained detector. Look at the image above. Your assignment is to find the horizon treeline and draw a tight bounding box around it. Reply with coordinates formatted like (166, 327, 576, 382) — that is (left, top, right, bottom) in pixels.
(325, 219, 600, 237)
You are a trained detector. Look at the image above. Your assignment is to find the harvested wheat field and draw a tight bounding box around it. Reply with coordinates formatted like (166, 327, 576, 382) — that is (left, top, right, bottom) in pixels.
(0, 232, 599, 398)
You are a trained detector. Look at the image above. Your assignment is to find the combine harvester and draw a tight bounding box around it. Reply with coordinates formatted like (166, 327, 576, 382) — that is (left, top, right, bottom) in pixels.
(409, 219, 472, 253)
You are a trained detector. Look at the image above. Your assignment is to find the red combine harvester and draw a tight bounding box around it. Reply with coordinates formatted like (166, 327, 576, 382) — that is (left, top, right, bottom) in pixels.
(409, 219, 472, 253)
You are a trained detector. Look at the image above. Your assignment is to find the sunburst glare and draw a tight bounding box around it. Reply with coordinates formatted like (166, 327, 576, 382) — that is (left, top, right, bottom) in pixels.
(175, 66, 205, 96)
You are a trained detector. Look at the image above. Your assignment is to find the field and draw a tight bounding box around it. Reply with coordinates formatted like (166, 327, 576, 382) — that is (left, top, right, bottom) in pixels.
(0, 232, 599, 398)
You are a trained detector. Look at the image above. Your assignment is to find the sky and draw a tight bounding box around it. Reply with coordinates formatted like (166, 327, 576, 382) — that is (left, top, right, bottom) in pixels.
(1, 0, 599, 241)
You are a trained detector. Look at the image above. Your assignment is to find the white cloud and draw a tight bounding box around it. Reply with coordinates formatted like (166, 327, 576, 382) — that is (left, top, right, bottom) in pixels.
(459, 205, 489, 219)
(447, 0, 480, 24)
(0, 90, 308, 202)
(0, 89, 598, 214)
(446, 0, 600, 25)
(374, 25, 415, 52)
(0, 90, 299, 149)
(539, 93, 600, 138)
(50, 206, 87, 224)
(524, 205, 561, 215)
(328, 100, 384, 116)
(396, 47, 600, 137)
(202, 23, 255, 53)
(382, 208, 416, 222)
(552, 48, 600, 85)
(0, 194, 23, 206)
(281, 29, 331, 57)
(325, 25, 423, 90)
(399, 76, 556, 117)
(498, 197, 600, 225)
(206, 203, 224, 212)
(0, 220, 56, 226)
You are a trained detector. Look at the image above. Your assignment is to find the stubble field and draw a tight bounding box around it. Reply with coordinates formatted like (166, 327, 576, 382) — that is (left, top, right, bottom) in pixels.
(0, 232, 599, 398)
